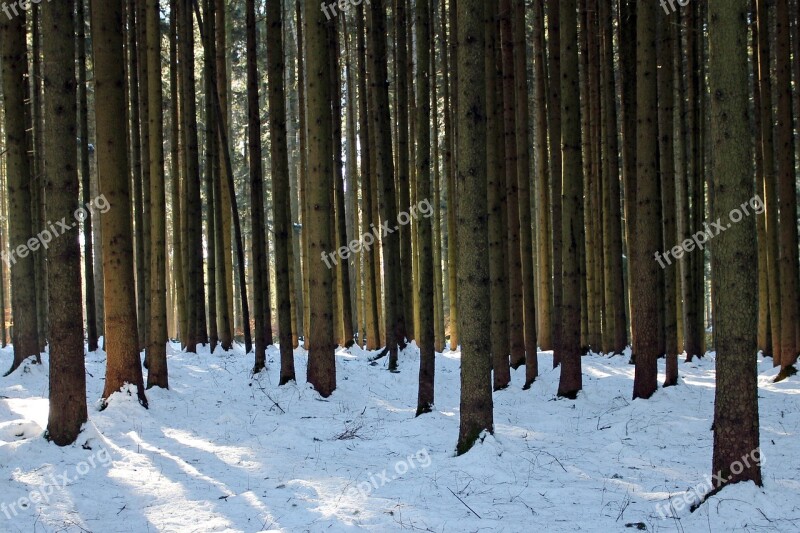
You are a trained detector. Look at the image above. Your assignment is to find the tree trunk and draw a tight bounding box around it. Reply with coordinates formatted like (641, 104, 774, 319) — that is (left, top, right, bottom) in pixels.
(1, 9, 41, 374)
(267, 0, 296, 384)
(369, 0, 405, 370)
(247, 0, 272, 374)
(415, 0, 435, 416)
(93, 0, 148, 409)
(775, 0, 799, 375)
(146, 0, 168, 388)
(658, 7, 678, 387)
(708, 0, 762, 491)
(456, 0, 493, 455)
(305, 0, 336, 397)
(487, 0, 510, 392)
(557, 0, 583, 398)
(77, 0, 98, 354)
(631, 0, 659, 400)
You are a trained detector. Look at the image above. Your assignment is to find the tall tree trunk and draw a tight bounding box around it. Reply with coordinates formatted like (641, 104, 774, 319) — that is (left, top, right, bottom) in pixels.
(127, 0, 147, 350)
(1, 9, 41, 374)
(395, 0, 414, 343)
(136, 0, 152, 356)
(456, 0, 493, 455)
(533, 0, 552, 353)
(305, 0, 336, 397)
(557, 0, 583, 398)
(330, 25, 353, 347)
(775, 0, 799, 375)
(514, 0, 537, 387)
(267, 0, 296, 384)
(708, 0, 762, 491)
(445, 0, 458, 351)
(247, 0, 272, 374)
(203, 0, 218, 353)
(182, 0, 208, 351)
(356, 4, 380, 351)
(369, 0, 405, 370)
(487, 0, 510, 392)
(146, 0, 168, 388)
(499, 0, 524, 370)
(599, 0, 626, 355)
(44, 0, 89, 444)
(77, 0, 98, 354)
(547, 0, 563, 366)
(631, 0, 659, 400)
(170, 0, 187, 345)
(618, 0, 637, 350)
(415, 0, 435, 415)
(756, 0, 782, 366)
(658, 6, 678, 387)
(94, 0, 148, 408)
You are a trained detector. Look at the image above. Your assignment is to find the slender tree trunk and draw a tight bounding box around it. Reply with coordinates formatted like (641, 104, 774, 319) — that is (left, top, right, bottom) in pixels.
(557, 0, 583, 399)
(619, 0, 637, 350)
(533, 0, 552, 353)
(305, 0, 336, 397)
(456, 0, 493, 455)
(203, 0, 218, 353)
(658, 7, 678, 387)
(369, 0, 405, 370)
(547, 0, 563, 366)
(415, 0, 435, 415)
(247, 0, 272, 374)
(631, 0, 659, 400)
(708, 0, 762, 491)
(182, 0, 208, 351)
(487, 0, 510, 392)
(267, 0, 296, 384)
(756, 0, 782, 366)
(77, 0, 98, 354)
(775, 0, 799, 375)
(146, 0, 168, 388)
(1, 10, 41, 374)
(499, 0, 524, 370)
(513, 0, 537, 386)
(170, 0, 187, 345)
(330, 25, 353, 347)
(93, 0, 148, 408)
(356, 4, 380, 351)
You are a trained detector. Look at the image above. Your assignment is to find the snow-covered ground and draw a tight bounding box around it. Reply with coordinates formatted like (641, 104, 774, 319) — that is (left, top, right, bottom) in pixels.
(1, 341, 799, 532)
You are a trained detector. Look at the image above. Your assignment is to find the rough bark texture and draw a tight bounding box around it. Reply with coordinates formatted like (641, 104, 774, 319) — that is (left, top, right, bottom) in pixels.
(267, 0, 296, 384)
(557, 0, 583, 399)
(305, 0, 336, 397)
(708, 0, 762, 490)
(775, 0, 799, 374)
(487, 0, 510, 392)
(93, 0, 148, 408)
(247, 0, 272, 374)
(146, 0, 168, 389)
(1, 10, 40, 374)
(415, 0, 435, 416)
(631, 0, 659, 400)
(456, 0, 493, 455)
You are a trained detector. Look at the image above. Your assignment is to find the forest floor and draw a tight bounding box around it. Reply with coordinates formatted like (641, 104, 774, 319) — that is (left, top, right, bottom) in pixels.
(1, 340, 799, 532)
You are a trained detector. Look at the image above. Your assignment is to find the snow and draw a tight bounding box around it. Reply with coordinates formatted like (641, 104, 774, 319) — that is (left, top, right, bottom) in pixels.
(1, 341, 799, 532)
